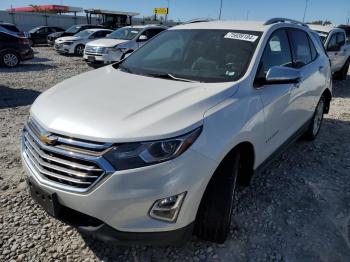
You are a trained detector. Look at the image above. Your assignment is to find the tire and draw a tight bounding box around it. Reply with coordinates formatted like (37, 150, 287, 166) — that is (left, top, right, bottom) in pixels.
(1, 51, 20, 68)
(334, 59, 350, 80)
(304, 95, 325, 140)
(74, 44, 85, 56)
(194, 150, 240, 243)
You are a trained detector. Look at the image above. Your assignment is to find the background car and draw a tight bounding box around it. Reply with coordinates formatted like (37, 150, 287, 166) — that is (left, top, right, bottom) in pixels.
(0, 32, 33, 67)
(28, 26, 64, 46)
(0, 22, 25, 37)
(84, 25, 167, 66)
(54, 28, 113, 56)
(47, 24, 106, 45)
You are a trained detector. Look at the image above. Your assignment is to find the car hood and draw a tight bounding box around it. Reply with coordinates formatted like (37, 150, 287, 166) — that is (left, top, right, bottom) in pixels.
(56, 36, 80, 43)
(86, 38, 129, 48)
(31, 66, 238, 142)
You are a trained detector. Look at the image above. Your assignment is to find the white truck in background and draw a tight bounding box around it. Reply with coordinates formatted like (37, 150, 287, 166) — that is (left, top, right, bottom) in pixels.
(309, 25, 350, 80)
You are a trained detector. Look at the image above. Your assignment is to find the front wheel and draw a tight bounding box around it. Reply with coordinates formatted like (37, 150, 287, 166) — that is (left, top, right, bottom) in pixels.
(304, 95, 325, 140)
(1, 51, 20, 68)
(194, 150, 240, 243)
(74, 44, 85, 56)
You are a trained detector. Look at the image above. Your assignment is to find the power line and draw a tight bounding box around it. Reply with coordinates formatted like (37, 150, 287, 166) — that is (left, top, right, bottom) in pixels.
(302, 0, 309, 23)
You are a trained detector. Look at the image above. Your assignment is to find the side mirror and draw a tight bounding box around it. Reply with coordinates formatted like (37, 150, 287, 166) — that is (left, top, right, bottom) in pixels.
(327, 43, 340, 52)
(265, 66, 301, 85)
(138, 35, 148, 41)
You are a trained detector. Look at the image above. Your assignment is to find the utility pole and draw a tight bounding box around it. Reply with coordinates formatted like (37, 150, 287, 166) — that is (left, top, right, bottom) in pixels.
(219, 0, 223, 20)
(302, 0, 309, 23)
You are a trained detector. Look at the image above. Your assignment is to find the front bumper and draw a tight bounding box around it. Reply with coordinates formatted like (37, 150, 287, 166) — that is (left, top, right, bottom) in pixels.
(22, 145, 217, 244)
(54, 43, 74, 54)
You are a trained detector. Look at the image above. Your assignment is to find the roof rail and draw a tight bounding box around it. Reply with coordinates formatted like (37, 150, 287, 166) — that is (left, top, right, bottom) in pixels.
(184, 18, 213, 24)
(264, 18, 309, 28)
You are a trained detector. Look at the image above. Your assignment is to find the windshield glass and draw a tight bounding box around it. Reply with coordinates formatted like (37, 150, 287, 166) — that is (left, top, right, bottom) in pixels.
(118, 29, 262, 83)
(28, 27, 40, 33)
(66, 25, 82, 34)
(316, 31, 329, 43)
(74, 29, 93, 38)
(107, 28, 141, 40)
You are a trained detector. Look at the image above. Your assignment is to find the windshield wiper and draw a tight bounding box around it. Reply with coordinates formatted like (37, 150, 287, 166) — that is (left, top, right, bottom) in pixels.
(147, 72, 200, 83)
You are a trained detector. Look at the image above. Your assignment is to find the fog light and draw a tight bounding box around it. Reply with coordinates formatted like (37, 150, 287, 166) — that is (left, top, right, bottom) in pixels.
(149, 192, 186, 222)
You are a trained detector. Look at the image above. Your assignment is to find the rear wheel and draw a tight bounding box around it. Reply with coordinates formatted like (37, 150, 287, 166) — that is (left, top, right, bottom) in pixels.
(75, 44, 85, 56)
(304, 95, 325, 140)
(194, 150, 241, 243)
(1, 51, 20, 68)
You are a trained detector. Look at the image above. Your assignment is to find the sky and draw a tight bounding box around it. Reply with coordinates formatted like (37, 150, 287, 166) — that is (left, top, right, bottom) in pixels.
(0, 0, 349, 25)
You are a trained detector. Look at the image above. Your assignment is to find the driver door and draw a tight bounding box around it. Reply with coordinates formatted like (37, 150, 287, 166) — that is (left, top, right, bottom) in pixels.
(254, 29, 296, 157)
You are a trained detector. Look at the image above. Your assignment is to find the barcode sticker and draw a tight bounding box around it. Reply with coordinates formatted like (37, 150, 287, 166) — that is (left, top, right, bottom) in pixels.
(224, 32, 259, 42)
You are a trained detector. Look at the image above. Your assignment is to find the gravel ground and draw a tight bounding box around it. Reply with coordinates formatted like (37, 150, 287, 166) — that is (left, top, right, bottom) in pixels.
(0, 47, 350, 262)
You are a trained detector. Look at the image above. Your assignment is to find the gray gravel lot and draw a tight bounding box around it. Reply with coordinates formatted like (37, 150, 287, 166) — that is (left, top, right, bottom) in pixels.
(0, 47, 350, 262)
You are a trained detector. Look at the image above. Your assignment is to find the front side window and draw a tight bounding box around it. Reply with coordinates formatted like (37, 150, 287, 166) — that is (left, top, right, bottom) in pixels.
(256, 29, 293, 79)
(288, 29, 312, 68)
(118, 29, 262, 83)
(337, 32, 346, 46)
(107, 28, 141, 40)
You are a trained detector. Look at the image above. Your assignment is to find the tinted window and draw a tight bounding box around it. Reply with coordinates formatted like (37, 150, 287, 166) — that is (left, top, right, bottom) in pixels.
(120, 29, 262, 83)
(257, 29, 292, 79)
(92, 30, 110, 38)
(288, 29, 312, 68)
(327, 34, 338, 51)
(308, 37, 318, 60)
(337, 32, 346, 46)
(38, 27, 48, 34)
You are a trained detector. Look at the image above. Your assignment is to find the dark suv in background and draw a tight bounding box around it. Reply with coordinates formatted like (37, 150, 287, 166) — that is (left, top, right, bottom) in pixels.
(0, 32, 34, 67)
(47, 24, 106, 45)
(28, 26, 64, 46)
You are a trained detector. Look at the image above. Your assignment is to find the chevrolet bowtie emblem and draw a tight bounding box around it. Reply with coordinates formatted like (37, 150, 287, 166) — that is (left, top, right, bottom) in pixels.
(39, 133, 58, 145)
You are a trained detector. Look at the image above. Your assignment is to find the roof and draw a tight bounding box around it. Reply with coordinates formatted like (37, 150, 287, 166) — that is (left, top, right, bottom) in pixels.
(308, 24, 340, 33)
(171, 20, 270, 32)
(124, 24, 168, 29)
(84, 9, 139, 17)
(84, 28, 113, 32)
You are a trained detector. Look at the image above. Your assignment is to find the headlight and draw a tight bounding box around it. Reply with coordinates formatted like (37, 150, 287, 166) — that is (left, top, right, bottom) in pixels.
(104, 127, 202, 170)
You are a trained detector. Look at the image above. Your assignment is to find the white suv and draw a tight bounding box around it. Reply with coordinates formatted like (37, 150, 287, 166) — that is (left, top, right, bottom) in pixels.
(21, 18, 332, 245)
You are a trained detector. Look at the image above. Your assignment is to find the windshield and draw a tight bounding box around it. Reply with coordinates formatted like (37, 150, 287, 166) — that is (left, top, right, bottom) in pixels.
(28, 27, 40, 33)
(316, 31, 329, 43)
(107, 27, 141, 40)
(74, 29, 93, 38)
(66, 25, 82, 34)
(118, 29, 262, 83)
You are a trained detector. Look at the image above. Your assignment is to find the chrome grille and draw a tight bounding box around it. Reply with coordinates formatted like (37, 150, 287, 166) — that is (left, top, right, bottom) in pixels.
(22, 119, 114, 192)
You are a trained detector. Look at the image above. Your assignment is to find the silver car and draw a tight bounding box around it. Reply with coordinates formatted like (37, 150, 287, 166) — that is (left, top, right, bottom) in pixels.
(83, 25, 167, 66)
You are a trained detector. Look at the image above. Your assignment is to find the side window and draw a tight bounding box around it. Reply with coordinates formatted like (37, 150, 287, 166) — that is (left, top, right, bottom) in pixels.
(99, 31, 111, 37)
(256, 29, 293, 79)
(327, 34, 338, 51)
(337, 32, 346, 47)
(146, 29, 165, 39)
(308, 36, 318, 60)
(38, 28, 48, 34)
(92, 31, 105, 38)
(288, 29, 312, 68)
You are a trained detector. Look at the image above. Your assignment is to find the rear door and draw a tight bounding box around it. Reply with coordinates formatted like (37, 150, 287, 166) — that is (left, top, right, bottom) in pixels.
(287, 28, 325, 132)
(255, 29, 295, 156)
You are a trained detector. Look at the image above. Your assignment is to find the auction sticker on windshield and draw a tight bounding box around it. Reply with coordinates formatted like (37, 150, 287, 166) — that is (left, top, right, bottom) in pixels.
(224, 32, 259, 42)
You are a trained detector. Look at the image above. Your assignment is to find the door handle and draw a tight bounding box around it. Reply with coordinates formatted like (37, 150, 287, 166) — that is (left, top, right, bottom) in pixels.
(319, 66, 324, 72)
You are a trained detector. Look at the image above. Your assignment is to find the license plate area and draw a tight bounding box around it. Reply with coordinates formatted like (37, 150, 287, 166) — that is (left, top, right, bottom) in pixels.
(27, 178, 61, 217)
(88, 56, 95, 62)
